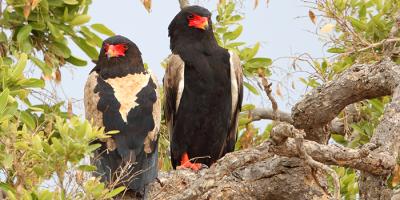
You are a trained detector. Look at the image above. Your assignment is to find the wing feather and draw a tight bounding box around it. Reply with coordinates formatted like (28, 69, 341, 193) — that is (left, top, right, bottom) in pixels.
(224, 51, 243, 153)
(84, 71, 103, 128)
(163, 54, 185, 135)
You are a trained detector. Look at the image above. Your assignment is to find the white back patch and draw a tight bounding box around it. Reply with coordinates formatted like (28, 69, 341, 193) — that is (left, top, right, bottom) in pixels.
(105, 73, 151, 122)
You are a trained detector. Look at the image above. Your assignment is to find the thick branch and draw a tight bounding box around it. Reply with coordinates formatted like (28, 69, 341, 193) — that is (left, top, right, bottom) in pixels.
(292, 60, 400, 142)
(269, 123, 395, 176)
(359, 85, 400, 199)
(249, 108, 345, 136)
(149, 145, 330, 200)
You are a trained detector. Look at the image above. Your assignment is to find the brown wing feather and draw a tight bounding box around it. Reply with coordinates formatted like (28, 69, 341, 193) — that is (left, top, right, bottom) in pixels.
(84, 71, 103, 128)
(163, 54, 185, 135)
(224, 51, 243, 154)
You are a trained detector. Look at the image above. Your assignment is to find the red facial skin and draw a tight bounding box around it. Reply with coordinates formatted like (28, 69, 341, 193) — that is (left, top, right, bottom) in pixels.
(187, 14, 209, 30)
(176, 152, 203, 171)
(105, 44, 128, 58)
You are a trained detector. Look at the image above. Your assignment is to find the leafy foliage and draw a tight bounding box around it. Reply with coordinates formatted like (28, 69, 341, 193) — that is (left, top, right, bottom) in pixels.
(0, 0, 124, 199)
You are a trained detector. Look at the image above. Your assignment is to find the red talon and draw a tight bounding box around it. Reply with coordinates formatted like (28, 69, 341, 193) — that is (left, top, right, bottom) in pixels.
(177, 152, 202, 171)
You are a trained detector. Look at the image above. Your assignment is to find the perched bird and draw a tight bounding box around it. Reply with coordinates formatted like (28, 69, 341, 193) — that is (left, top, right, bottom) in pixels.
(164, 6, 243, 170)
(84, 35, 161, 198)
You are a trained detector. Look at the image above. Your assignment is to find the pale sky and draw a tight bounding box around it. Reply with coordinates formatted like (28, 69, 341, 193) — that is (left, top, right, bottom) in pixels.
(57, 0, 325, 116)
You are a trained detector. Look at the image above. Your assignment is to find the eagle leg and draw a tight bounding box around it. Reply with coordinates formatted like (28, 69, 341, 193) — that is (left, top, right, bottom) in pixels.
(176, 152, 202, 171)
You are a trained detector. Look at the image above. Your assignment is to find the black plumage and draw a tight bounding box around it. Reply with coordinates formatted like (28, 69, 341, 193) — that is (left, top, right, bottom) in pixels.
(84, 35, 161, 198)
(164, 6, 243, 170)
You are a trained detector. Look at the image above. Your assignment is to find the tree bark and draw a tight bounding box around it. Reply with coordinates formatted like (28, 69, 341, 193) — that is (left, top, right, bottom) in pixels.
(359, 86, 400, 199)
(149, 144, 332, 200)
(292, 59, 400, 143)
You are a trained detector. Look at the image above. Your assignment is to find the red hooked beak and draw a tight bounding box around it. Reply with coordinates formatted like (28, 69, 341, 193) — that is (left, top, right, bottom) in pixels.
(188, 14, 209, 30)
(105, 44, 128, 59)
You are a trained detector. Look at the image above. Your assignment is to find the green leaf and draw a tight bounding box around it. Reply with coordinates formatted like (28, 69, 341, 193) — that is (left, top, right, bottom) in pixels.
(12, 53, 28, 78)
(0, 183, 16, 194)
(63, 0, 79, 5)
(91, 24, 115, 36)
(0, 32, 7, 42)
(87, 143, 101, 152)
(17, 25, 32, 43)
(66, 55, 87, 66)
(359, 5, 367, 19)
(21, 39, 33, 53)
(247, 57, 272, 67)
(2, 154, 13, 169)
(70, 15, 91, 26)
(241, 104, 255, 111)
(47, 22, 63, 39)
(331, 134, 347, 144)
(223, 25, 243, 41)
(78, 164, 97, 172)
(225, 42, 246, 49)
(243, 82, 259, 95)
(30, 57, 52, 76)
(105, 186, 126, 198)
(0, 89, 10, 115)
(18, 78, 45, 88)
(80, 27, 103, 47)
(72, 37, 99, 59)
(50, 42, 71, 58)
(327, 47, 345, 53)
(20, 111, 36, 129)
(348, 16, 367, 31)
(240, 43, 260, 60)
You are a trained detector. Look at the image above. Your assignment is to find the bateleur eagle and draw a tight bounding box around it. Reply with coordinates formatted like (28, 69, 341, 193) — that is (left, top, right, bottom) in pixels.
(84, 35, 160, 198)
(164, 6, 243, 170)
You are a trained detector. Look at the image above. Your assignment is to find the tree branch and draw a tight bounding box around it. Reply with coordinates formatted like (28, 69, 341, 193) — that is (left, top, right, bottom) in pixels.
(292, 59, 400, 143)
(249, 108, 346, 136)
(249, 108, 292, 124)
(149, 144, 330, 199)
(359, 85, 400, 199)
(269, 123, 395, 176)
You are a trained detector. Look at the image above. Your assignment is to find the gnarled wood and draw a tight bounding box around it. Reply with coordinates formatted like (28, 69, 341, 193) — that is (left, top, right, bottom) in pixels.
(292, 59, 400, 143)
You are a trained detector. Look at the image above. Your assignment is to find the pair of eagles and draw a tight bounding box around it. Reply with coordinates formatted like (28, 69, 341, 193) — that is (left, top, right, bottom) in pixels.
(84, 5, 243, 198)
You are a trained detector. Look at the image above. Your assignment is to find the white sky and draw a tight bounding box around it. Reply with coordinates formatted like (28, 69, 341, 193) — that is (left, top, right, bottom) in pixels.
(58, 0, 326, 116)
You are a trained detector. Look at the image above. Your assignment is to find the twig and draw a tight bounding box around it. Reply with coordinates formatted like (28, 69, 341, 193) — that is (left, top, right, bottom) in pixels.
(343, 38, 400, 57)
(258, 71, 279, 120)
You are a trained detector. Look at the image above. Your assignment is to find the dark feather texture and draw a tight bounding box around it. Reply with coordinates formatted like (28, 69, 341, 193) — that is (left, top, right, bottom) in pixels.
(165, 6, 243, 169)
(84, 35, 160, 197)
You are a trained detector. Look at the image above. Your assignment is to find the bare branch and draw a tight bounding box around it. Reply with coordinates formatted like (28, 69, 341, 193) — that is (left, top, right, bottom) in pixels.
(249, 108, 292, 123)
(292, 59, 400, 142)
(248, 108, 346, 136)
(269, 123, 395, 176)
(258, 72, 279, 120)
